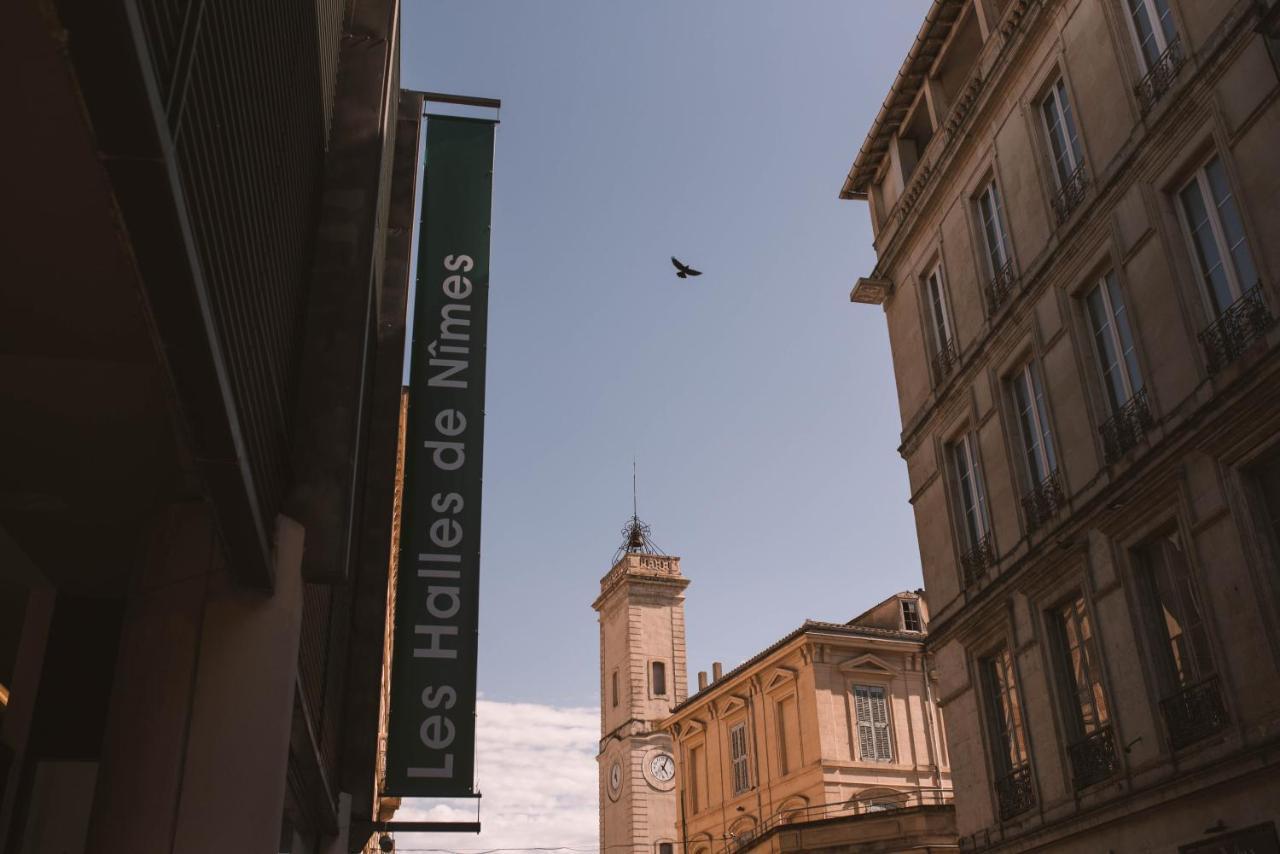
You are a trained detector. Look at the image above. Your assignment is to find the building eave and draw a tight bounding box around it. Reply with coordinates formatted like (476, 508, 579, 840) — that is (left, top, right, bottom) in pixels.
(840, 0, 964, 200)
(663, 621, 926, 724)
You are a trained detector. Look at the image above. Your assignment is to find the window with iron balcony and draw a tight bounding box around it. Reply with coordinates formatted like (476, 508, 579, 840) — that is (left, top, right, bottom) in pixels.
(1135, 531, 1227, 750)
(1040, 77, 1088, 223)
(977, 180, 1017, 314)
(924, 264, 958, 383)
(1010, 361, 1063, 532)
(1085, 272, 1153, 462)
(1049, 596, 1120, 789)
(951, 433, 995, 587)
(1126, 0, 1185, 114)
(1177, 155, 1274, 374)
(981, 647, 1035, 820)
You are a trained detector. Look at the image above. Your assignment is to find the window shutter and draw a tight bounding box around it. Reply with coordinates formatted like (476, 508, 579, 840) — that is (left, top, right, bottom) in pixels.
(854, 687, 875, 760)
(870, 690, 892, 761)
(730, 723, 750, 794)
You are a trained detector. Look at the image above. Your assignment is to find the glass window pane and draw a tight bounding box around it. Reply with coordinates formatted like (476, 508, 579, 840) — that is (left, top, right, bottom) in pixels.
(1031, 363, 1057, 473)
(1054, 596, 1109, 737)
(1129, 0, 1162, 68)
(928, 273, 949, 353)
(1057, 80, 1083, 174)
(1141, 532, 1212, 691)
(1087, 284, 1128, 412)
(1179, 178, 1235, 316)
(980, 187, 1006, 272)
(1205, 157, 1259, 293)
(983, 648, 1029, 774)
(1154, 0, 1177, 47)
(1013, 370, 1046, 482)
(1106, 274, 1144, 396)
(1042, 94, 1072, 184)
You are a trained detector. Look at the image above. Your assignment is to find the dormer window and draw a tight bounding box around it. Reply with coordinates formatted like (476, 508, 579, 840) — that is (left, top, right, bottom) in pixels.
(901, 599, 923, 633)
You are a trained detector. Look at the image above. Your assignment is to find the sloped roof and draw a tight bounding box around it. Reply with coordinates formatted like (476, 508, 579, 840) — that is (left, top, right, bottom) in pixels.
(669, 618, 925, 716)
(840, 0, 965, 199)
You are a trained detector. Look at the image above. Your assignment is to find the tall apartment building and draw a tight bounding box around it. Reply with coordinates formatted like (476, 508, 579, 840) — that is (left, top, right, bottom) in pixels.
(661, 592, 956, 854)
(1, 1, 415, 851)
(844, 0, 1280, 850)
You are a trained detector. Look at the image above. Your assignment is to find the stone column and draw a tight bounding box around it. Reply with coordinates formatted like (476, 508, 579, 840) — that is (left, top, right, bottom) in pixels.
(169, 514, 306, 853)
(85, 509, 306, 854)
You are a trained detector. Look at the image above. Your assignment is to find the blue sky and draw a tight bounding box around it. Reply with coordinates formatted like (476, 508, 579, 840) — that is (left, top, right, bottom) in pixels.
(400, 0, 932, 713)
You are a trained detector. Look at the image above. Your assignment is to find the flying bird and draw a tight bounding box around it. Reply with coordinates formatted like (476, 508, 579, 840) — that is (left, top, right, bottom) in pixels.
(671, 257, 703, 279)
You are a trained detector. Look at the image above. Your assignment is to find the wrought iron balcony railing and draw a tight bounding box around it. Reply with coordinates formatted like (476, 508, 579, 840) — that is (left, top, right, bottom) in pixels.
(1135, 37, 1185, 115)
(1160, 675, 1228, 750)
(1021, 470, 1064, 534)
(933, 337, 959, 381)
(986, 259, 1017, 314)
(994, 764, 1035, 821)
(1067, 726, 1119, 790)
(1051, 161, 1088, 224)
(1198, 284, 1275, 374)
(961, 532, 995, 588)
(1100, 388, 1154, 464)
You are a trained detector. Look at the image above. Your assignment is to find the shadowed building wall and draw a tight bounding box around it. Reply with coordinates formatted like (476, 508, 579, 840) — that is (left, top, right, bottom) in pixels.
(844, 0, 1280, 850)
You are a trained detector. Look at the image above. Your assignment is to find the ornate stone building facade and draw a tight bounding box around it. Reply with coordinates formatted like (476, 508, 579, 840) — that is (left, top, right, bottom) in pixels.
(844, 0, 1280, 850)
(661, 592, 956, 854)
(594, 539, 689, 853)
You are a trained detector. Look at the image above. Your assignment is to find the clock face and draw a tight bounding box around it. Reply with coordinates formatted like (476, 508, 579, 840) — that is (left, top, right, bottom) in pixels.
(650, 753, 675, 782)
(609, 762, 622, 792)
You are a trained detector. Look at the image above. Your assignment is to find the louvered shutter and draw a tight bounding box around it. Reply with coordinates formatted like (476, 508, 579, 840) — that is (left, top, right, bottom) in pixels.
(730, 723, 750, 794)
(854, 687, 875, 760)
(870, 689, 892, 761)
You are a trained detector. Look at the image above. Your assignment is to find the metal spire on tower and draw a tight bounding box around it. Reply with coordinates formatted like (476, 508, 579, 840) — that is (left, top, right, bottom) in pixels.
(616, 459, 663, 560)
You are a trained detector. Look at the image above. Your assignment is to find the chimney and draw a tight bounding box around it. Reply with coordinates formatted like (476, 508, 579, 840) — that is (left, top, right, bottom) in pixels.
(712, 661, 723, 682)
(697, 671, 708, 691)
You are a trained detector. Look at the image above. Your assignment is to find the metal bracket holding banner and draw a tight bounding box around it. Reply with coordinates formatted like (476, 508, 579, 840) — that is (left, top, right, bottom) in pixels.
(420, 91, 502, 111)
(383, 91, 498, 806)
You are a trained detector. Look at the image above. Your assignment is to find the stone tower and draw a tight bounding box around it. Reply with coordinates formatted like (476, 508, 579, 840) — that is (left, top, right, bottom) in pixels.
(593, 518, 688, 854)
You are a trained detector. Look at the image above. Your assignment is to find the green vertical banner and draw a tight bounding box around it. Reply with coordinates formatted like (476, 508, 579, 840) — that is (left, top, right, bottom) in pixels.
(386, 115, 495, 797)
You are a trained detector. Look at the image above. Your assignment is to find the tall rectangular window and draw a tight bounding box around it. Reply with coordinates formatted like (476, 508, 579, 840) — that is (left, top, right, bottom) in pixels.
(1040, 78, 1084, 187)
(689, 744, 704, 813)
(982, 648, 1030, 775)
(951, 432, 991, 550)
(652, 661, 667, 696)
(1127, 0, 1178, 70)
(775, 696, 799, 776)
(729, 722, 751, 794)
(925, 264, 954, 369)
(1178, 155, 1259, 317)
(1141, 527, 1228, 747)
(1136, 531, 1214, 692)
(611, 670, 619, 707)
(901, 599, 923, 633)
(1085, 272, 1143, 413)
(981, 646, 1035, 819)
(1050, 596, 1110, 738)
(1010, 360, 1057, 485)
(853, 685, 893, 762)
(977, 180, 1012, 278)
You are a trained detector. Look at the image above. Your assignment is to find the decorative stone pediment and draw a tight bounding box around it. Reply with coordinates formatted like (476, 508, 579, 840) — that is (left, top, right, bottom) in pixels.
(836, 652, 900, 677)
(764, 666, 798, 693)
(716, 694, 748, 718)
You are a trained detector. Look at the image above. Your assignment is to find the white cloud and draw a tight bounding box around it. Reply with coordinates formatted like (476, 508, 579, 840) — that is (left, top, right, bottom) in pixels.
(391, 700, 599, 853)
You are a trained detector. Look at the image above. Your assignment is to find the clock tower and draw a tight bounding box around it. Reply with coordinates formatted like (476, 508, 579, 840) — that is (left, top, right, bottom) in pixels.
(593, 515, 688, 854)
